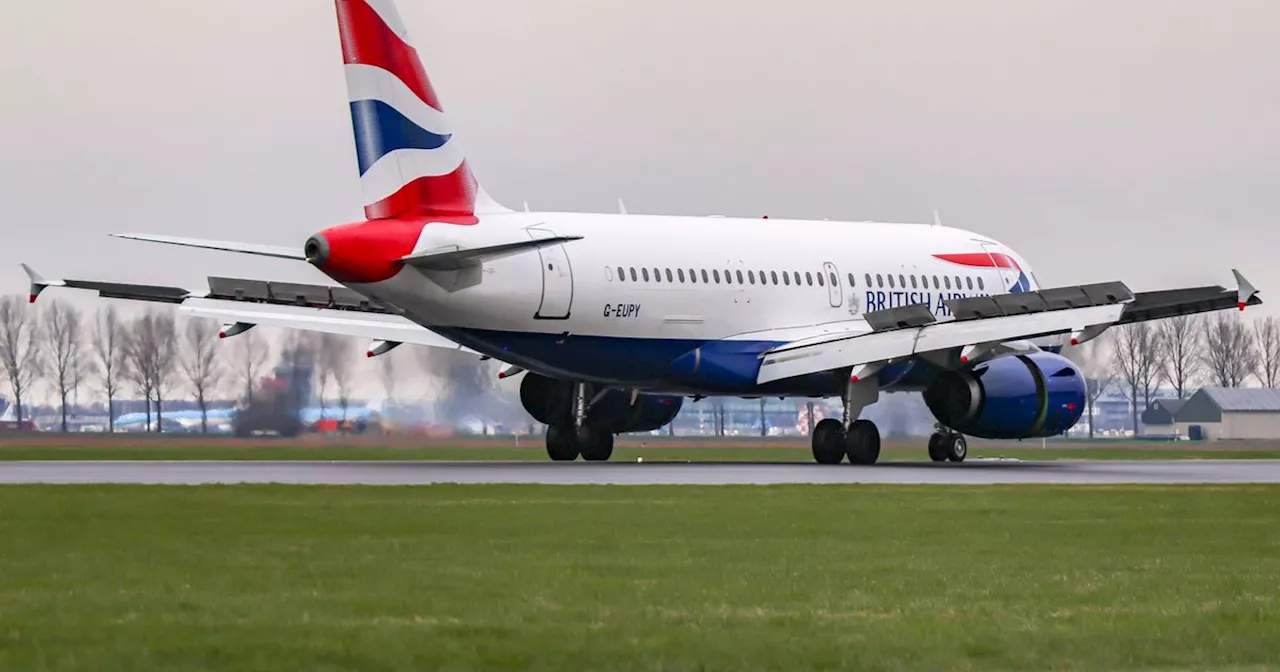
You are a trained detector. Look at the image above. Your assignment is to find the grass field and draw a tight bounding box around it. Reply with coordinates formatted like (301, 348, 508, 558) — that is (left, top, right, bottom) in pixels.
(0, 485, 1277, 670)
(2, 440, 1280, 460)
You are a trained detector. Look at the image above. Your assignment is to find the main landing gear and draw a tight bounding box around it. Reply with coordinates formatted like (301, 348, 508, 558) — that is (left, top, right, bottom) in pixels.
(927, 425, 967, 463)
(811, 377, 881, 465)
(545, 383, 615, 462)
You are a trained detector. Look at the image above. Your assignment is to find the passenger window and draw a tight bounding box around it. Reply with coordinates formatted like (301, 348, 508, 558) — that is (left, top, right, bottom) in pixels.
(748, 270, 756, 284)
(629, 268, 637, 282)
(617, 266, 625, 281)
(713, 269, 721, 283)
(910, 275, 918, 289)
(943, 276, 951, 289)
(642, 268, 650, 282)
(665, 268, 674, 283)
(805, 272, 813, 286)
(817, 273, 824, 287)
(887, 275, 895, 289)
(736, 270, 744, 284)
(677, 268, 686, 283)
(759, 270, 767, 284)
(966, 276, 973, 290)
(701, 269, 710, 283)
(848, 273, 856, 287)
(899, 274, 906, 288)
(864, 273, 872, 287)
(771, 271, 779, 285)
(793, 271, 802, 286)
(954, 276, 961, 290)
(932, 275, 940, 289)
(783, 272, 791, 286)
(828, 272, 837, 287)
(977, 276, 984, 290)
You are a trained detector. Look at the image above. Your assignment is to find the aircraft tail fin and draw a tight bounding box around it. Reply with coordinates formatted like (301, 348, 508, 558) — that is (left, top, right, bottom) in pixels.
(336, 0, 508, 220)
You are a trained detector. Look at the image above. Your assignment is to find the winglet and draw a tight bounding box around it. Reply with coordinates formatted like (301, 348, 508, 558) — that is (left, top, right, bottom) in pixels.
(1233, 269, 1258, 311)
(20, 263, 64, 303)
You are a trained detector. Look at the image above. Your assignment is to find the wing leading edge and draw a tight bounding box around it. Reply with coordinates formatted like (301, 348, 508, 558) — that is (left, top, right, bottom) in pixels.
(757, 272, 1261, 385)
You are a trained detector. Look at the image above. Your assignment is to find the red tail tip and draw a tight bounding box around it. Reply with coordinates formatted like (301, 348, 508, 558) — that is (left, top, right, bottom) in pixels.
(1069, 338, 1079, 346)
(1239, 302, 1247, 311)
(366, 351, 375, 358)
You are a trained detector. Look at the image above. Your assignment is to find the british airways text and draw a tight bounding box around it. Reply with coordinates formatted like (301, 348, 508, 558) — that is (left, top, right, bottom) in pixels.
(864, 291, 986, 316)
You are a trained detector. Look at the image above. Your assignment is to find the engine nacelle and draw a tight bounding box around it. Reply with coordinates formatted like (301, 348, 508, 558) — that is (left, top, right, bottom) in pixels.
(922, 352, 1085, 439)
(519, 373, 684, 434)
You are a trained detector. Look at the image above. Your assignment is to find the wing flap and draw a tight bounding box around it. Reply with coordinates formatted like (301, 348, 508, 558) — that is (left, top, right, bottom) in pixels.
(179, 299, 470, 352)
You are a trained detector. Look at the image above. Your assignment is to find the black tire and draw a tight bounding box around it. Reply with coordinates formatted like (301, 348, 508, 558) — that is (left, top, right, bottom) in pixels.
(945, 434, 967, 462)
(927, 433, 948, 462)
(579, 425, 614, 461)
(545, 424, 579, 461)
(811, 418, 846, 464)
(845, 419, 881, 465)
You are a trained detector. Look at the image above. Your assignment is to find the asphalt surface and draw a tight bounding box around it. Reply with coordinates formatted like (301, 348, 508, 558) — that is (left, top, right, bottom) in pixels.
(0, 459, 1278, 485)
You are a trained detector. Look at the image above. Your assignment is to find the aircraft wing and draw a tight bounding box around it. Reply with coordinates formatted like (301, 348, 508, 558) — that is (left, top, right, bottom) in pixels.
(21, 265, 473, 355)
(757, 272, 1261, 385)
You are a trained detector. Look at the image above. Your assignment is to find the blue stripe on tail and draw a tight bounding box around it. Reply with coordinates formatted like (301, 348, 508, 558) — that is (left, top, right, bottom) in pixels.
(350, 99, 452, 175)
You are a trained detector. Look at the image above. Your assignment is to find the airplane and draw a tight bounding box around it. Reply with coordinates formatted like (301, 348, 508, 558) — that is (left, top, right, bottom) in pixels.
(24, 0, 1261, 464)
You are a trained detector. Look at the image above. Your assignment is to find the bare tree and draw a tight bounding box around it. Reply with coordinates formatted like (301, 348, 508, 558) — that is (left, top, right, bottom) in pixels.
(233, 330, 269, 403)
(1254, 316, 1280, 388)
(1112, 322, 1164, 436)
(179, 319, 223, 433)
(1067, 333, 1114, 439)
(1158, 315, 1202, 399)
(379, 352, 397, 404)
(1201, 312, 1257, 388)
(41, 300, 85, 432)
(125, 310, 177, 432)
(758, 398, 767, 437)
(0, 296, 41, 426)
(92, 306, 127, 432)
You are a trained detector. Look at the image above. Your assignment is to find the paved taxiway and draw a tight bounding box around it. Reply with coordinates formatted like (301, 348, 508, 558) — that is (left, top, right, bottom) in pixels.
(0, 459, 1278, 485)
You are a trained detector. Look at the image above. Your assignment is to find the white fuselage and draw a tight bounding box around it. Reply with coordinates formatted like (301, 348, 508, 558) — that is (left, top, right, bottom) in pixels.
(351, 212, 1038, 394)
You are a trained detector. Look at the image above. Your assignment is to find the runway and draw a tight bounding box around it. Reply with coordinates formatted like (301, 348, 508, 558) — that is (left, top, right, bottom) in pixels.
(1, 459, 1279, 485)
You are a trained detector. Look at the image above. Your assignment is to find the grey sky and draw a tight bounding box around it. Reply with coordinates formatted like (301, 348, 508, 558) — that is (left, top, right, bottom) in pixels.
(3, 0, 1278, 313)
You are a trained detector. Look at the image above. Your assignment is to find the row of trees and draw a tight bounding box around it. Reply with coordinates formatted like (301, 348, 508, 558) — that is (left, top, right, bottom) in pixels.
(0, 296, 282, 432)
(1079, 312, 1280, 435)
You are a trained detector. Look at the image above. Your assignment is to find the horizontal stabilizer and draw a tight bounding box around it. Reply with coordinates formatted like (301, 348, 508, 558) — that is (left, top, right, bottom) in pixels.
(402, 236, 582, 271)
(112, 233, 305, 261)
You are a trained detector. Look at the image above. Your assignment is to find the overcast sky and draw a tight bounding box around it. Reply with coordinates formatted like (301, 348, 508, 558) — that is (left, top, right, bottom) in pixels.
(3, 0, 1278, 313)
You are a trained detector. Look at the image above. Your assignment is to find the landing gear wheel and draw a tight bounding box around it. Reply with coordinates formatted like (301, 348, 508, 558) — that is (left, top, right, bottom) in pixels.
(811, 418, 846, 464)
(944, 433, 967, 462)
(927, 433, 948, 462)
(578, 424, 615, 462)
(545, 424, 579, 461)
(845, 419, 881, 465)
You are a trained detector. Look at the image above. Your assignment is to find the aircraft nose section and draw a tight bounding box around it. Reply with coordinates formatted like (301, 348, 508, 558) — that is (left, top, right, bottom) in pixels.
(304, 234, 330, 266)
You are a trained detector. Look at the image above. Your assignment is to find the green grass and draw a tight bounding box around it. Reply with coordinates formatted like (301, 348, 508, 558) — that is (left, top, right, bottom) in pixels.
(0, 485, 1277, 670)
(1, 443, 1280, 462)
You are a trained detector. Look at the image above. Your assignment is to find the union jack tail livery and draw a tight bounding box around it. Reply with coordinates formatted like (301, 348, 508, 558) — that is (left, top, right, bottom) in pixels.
(337, 0, 504, 220)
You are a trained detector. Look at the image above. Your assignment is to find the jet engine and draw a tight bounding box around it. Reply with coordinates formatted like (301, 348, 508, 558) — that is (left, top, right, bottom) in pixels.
(520, 373, 684, 434)
(922, 352, 1085, 439)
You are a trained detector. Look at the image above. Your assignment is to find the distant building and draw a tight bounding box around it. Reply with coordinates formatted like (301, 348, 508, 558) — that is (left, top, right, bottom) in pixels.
(1140, 398, 1188, 437)
(1175, 388, 1280, 441)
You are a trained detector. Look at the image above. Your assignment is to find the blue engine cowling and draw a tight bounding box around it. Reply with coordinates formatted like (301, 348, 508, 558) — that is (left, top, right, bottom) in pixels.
(520, 373, 684, 434)
(922, 352, 1085, 439)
